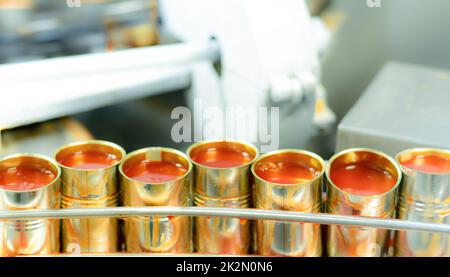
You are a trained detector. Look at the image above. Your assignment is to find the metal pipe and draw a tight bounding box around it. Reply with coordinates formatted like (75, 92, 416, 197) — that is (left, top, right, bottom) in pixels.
(0, 40, 220, 84)
(0, 40, 218, 129)
(0, 67, 190, 129)
(0, 206, 449, 234)
(38, 253, 252, 257)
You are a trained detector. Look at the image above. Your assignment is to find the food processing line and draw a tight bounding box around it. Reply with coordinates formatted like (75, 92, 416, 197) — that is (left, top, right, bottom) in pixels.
(0, 0, 449, 257)
(0, 0, 336, 155)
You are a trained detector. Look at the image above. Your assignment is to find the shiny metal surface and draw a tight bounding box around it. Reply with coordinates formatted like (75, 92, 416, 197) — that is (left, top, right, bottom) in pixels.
(395, 148, 450, 257)
(252, 149, 324, 256)
(0, 206, 448, 234)
(119, 147, 192, 253)
(0, 41, 220, 85)
(326, 148, 402, 257)
(38, 252, 254, 257)
(55, 140, 125, 254)
(187, 140, 258, 254)
(0, 41, 219, 129)
(124, 215, 191, 253)
(0, 154, 60, 257)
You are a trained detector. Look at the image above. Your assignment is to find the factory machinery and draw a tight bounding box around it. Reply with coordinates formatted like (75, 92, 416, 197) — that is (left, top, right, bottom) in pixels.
(0, 0, 448, 257)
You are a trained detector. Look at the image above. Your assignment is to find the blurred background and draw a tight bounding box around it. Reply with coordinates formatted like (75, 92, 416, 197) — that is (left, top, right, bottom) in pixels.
(0, 0, 449, 159)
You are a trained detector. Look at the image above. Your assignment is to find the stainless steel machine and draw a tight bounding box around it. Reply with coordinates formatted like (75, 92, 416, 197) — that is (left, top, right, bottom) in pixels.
(0, 0, 336, 157)
(0, 0, 449, 257)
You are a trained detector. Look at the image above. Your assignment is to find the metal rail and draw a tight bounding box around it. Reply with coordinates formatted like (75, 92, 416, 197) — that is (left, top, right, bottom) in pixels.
(0, 40, 220, 129)
(0, 40, 220, 84)
(0, 206, 449, 234)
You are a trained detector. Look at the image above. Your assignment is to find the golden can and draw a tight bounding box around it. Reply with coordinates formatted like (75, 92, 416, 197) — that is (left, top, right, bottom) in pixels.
(55, 140, 125, 254)
(187, 140, 258, 254)
(326, 148, 401, 257)
(395, 148, 450, 257)
(119, 147, 192, 253)
(252, 149, 324, 256)
(0, 154, 60, 256)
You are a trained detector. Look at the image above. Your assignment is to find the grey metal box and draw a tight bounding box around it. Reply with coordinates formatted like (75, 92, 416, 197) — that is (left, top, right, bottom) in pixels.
(336, 62, 450, 157)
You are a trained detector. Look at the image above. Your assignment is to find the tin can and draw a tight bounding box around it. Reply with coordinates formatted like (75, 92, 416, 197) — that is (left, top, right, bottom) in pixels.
(395, 148, 450, 257)
(187, 140, 258, 254)
(252, 149, 324, 256)
(55, 140, 125, 254)
(326, 148, 401, 257)
(0, 154, 60, 256)
(119, 147, 193, 253)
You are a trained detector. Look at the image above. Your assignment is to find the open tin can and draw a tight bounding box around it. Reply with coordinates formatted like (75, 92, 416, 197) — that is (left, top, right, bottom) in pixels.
(187, 140, 258, 254)
(0, 153, 60, 256)
(395, 148, 450, 257)
(252, 149, 324, 256)
(119, 147, 193, 253)
(55, 140, 125, 254)
(326, 148, 401, 257)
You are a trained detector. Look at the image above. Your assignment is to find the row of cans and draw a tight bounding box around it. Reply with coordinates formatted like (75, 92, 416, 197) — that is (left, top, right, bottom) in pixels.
(0, 140, 448, 256)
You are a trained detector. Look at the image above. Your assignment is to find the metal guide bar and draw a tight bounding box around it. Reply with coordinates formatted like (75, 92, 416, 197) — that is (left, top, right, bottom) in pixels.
(38, 253, 252, 257)
(0, 206, 449, 234)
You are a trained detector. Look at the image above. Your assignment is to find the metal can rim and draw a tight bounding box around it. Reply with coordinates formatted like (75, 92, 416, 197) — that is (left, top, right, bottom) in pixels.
(326, 147, 402, 198)
(119, 146, 193, 186)
(250, 148, 325, 187)
(0, 153, 61, 193)
(186, 139, 259, 170)
(54, 140, 126, 172)
(395, 147, 450, 176)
